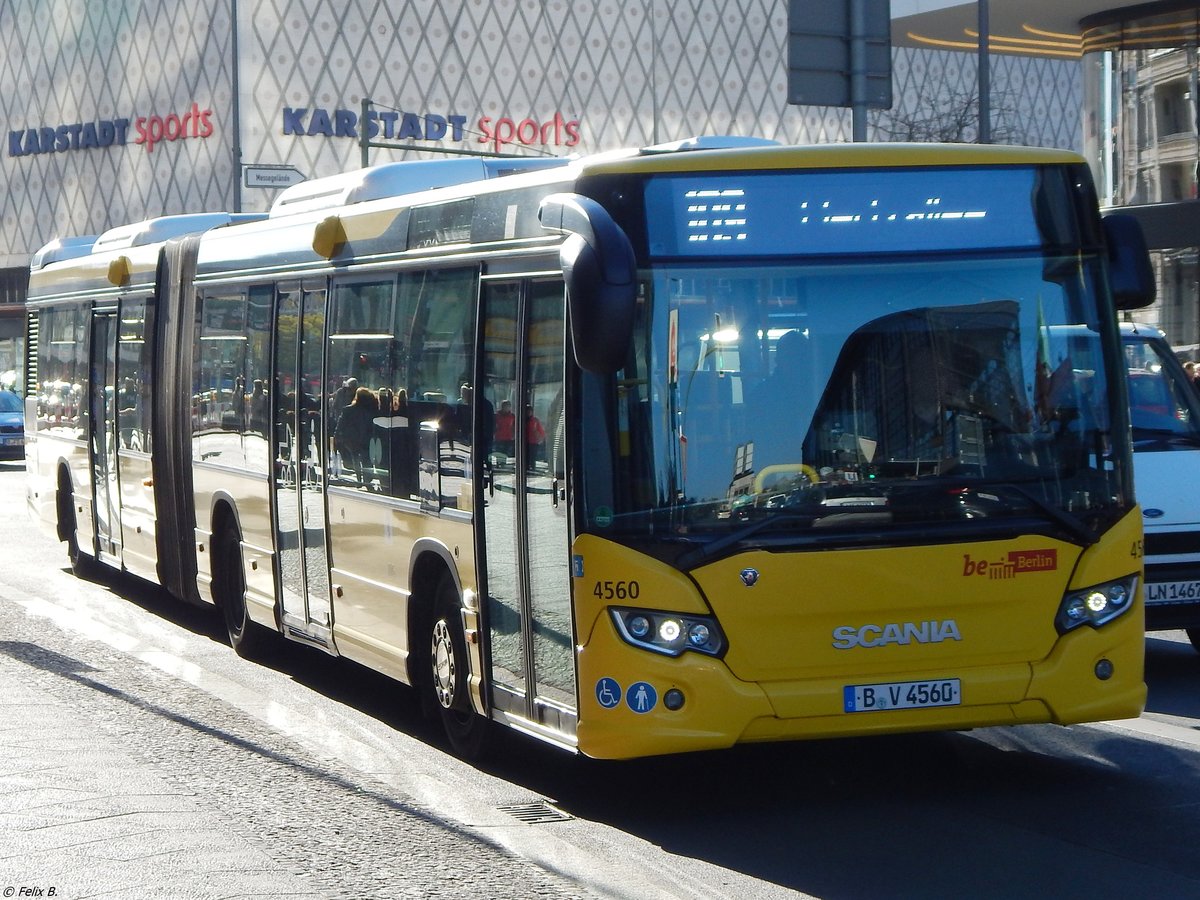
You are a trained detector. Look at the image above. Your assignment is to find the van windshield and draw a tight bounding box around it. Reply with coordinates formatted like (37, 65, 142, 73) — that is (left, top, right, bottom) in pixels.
(1125, 333, 1200, 445)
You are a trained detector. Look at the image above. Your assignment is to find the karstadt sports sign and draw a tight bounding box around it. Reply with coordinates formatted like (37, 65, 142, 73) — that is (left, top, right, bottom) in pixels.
(283, 106, 581, 154)
(9, 102, 215, 156)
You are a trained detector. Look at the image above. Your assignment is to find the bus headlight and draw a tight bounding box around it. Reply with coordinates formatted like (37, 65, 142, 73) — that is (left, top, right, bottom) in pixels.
(1055, 575, 1138, 634)
(611, 608, 726, 657)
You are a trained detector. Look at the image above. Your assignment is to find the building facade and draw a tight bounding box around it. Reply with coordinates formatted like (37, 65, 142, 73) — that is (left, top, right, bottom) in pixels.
(0, 0, 1086, 385)
(892, 0, 1200, 354)
(1081, 4, 1200, 355)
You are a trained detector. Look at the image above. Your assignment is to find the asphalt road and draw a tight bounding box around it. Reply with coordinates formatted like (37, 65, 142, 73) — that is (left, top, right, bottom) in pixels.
(3, 459, 1200, 899)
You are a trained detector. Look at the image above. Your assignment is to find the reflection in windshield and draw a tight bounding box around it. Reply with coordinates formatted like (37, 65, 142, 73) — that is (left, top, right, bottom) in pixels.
(584, 254, 1133, 545)
(1125, 334, 1200, 442)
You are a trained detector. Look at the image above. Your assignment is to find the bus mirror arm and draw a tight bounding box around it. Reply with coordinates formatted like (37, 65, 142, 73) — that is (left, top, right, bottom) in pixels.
(1103, 214, 1156, 310)
(539, 193, 637, 374)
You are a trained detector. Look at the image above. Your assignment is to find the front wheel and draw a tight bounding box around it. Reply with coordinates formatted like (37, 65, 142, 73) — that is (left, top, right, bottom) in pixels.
(428, 575, 490, 760)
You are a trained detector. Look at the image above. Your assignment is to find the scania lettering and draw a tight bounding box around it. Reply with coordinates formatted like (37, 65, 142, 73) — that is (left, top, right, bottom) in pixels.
(832, 620, 963, 649)
(25, 140, 1153, 760)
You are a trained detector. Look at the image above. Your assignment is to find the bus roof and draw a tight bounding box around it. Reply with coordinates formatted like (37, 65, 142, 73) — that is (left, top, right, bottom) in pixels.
(186, 140, 1091, 280)
(27, 212, 260, 302)
(31, 140, 1091, 296)
(29, 235, 97, 271)
(580, 141, 1084, 176)
(268, 156, 569, 218)
(90, 212, 263, 252)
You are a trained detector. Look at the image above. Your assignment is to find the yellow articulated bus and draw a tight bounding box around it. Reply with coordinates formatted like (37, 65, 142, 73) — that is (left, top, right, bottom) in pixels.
(26, 140, 1156, 759)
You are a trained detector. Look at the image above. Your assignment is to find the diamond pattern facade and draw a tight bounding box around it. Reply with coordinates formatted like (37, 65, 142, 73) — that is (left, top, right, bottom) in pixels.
(0, 0, 1082, 264)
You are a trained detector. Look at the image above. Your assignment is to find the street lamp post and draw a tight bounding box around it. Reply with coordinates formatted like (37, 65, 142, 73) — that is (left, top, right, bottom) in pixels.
(978, 0, 991, 143)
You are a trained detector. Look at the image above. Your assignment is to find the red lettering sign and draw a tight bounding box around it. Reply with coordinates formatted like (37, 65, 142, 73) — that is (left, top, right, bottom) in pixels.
(134, 102, 214, 153)
(963, 549, 1058, 578)
(1008, 549, 1058, 572)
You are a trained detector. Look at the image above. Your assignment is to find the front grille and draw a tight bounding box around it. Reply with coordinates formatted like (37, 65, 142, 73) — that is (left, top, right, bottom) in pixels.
(1144, 531, 1200, 557)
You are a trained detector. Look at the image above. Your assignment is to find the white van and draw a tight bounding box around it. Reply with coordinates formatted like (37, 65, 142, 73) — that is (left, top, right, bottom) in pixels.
(1122, 322, 1200, 650)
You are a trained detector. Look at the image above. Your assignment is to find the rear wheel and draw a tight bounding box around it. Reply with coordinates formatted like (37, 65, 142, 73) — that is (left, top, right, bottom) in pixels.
(216, 525, 267, 658)
(428, 575, 490, 760)
(57, 477, 97, 577)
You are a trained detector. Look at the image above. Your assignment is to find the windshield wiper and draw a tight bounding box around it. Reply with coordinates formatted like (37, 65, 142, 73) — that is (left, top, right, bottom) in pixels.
(1132, 428, 1200, 447)
(957, 480, 1099, 547)
(677, 514, 814, 569)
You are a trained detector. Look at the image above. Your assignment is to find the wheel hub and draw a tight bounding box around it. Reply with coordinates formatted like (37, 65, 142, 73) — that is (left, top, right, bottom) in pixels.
(432, 619, 455, 709)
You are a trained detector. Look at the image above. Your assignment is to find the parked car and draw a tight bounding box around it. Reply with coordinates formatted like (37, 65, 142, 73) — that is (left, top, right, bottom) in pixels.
(0, 390, 24, 459)
(1122, 323, 1200, 651)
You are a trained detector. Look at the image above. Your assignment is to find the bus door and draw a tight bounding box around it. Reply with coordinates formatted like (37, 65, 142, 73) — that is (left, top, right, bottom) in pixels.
(481, 277, 575, 738)
(89, 309, 122, 564)
(271, 282, 333, 649)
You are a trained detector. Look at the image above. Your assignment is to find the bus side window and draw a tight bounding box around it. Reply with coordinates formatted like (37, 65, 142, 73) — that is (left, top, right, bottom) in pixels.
(244, 286, 273, 475)
(194, 292, 248, 469)
(399, 267, 478, 507)
(327, 279, 396, 492)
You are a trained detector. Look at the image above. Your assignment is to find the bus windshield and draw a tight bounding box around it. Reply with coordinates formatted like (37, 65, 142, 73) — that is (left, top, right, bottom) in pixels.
(583, 250, 1132, 551)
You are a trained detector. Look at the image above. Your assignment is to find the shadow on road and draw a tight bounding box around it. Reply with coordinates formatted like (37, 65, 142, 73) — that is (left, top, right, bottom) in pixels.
(74, 560, 1200, 900)
(1145, 633, 1200, 721)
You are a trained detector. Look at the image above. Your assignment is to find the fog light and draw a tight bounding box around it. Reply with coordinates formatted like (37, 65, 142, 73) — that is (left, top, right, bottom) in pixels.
(1095, 658, 1114, 680)
(664, 688, 685, 710)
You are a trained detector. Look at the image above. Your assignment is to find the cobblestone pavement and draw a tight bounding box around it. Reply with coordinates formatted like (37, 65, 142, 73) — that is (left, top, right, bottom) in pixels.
(0, 588, 594, 900)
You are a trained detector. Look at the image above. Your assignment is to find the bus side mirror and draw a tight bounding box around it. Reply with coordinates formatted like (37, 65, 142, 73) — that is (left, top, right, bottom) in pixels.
(1103, 214, 1156, 310)
(539, 193, 637, 374)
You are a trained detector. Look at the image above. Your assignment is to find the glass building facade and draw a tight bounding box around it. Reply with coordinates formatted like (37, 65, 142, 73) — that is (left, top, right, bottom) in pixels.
(0, 1, 1088, 389)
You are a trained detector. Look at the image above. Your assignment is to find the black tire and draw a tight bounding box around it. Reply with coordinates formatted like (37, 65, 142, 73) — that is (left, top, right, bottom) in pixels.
(1186, 628, 1200, 654)
(428, 574, 490, 760)
(58, 479, 97, 578)
(216, 526, 266, 658)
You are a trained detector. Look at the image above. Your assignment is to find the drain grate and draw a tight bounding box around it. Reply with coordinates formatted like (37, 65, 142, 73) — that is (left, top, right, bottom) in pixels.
(497, 801, 573, 824)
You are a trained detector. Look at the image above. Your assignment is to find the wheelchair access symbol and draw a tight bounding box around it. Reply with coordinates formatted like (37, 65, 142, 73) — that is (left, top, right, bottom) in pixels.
(596, 677, 621, 709)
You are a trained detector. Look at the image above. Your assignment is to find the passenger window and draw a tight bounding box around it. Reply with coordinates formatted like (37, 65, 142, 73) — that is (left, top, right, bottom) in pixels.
(327, 279, 397, 493)
(37, 304, 89, 439)
(116, 298, 154, 453)
(399, 268, 478, 507)
(325, 268, 479, 503)
(194, 292, 248, 468)
(244, 286, 273, 474)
